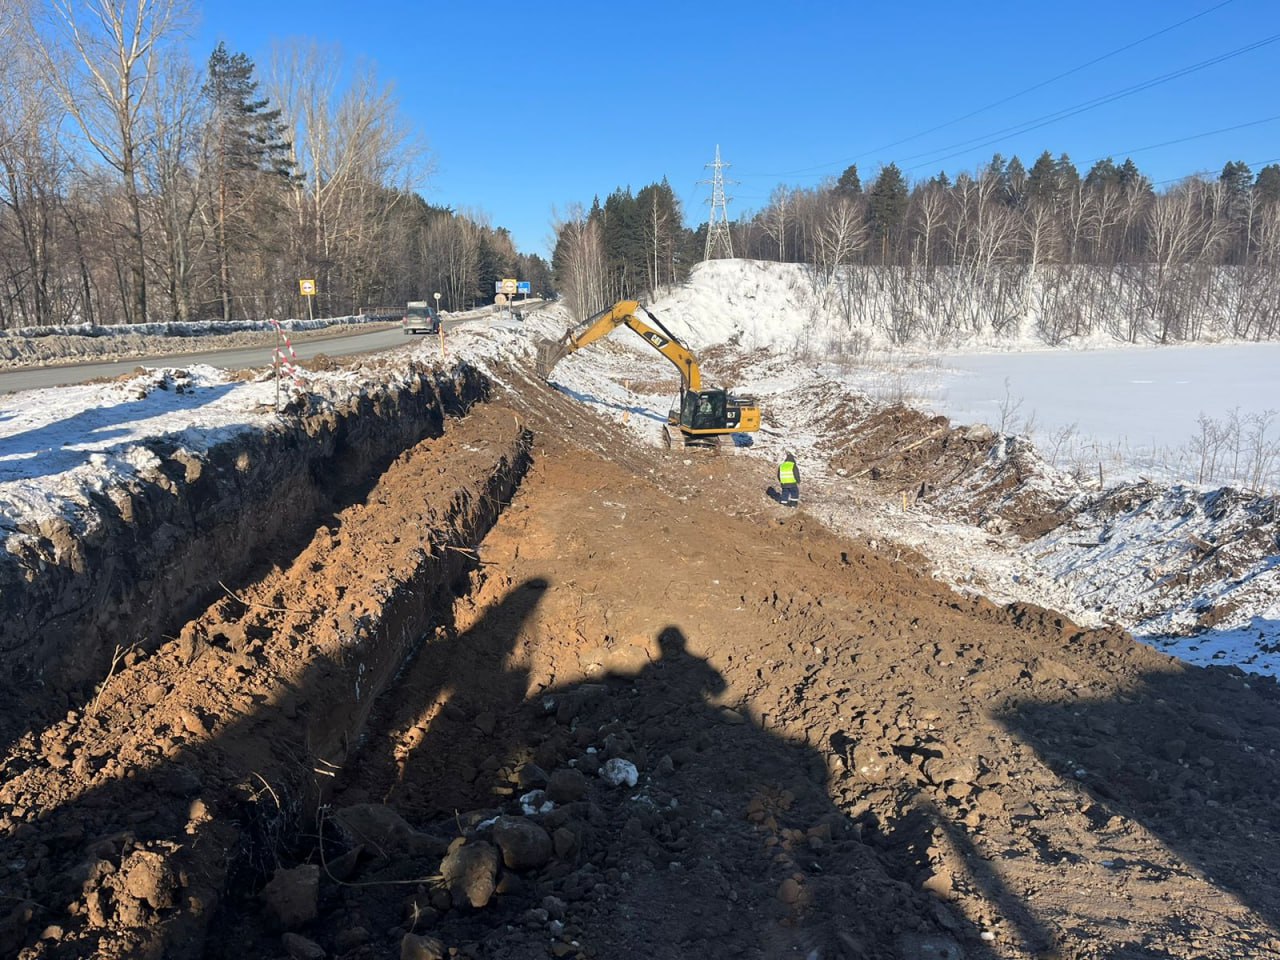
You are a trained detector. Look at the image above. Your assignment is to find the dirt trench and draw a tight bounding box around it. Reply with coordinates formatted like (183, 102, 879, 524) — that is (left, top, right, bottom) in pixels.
(6, 363, 1280, 960)
(0, 362, 488, 740)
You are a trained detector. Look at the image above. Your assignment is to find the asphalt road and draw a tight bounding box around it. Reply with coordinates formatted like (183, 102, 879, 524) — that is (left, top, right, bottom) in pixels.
(0, 318, 469, 394)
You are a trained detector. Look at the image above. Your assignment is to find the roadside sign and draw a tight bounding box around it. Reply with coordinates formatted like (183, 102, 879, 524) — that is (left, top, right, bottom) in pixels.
(500, 278, 518, 295)
(495, 293, 508, 305)
(517, 281, 531, 294)
(299, 279, 316, 296)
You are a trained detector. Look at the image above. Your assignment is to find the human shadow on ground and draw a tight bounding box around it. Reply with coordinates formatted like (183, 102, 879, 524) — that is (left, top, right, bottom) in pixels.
(285, 619, 999, 960)
(764, 484, 801, 506)
(2, 580, 1043, 960)
(999, 653, 1280, 948)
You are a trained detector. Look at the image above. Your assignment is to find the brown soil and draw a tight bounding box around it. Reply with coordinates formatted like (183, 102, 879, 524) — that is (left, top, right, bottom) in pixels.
(4, 363, 1280, 959)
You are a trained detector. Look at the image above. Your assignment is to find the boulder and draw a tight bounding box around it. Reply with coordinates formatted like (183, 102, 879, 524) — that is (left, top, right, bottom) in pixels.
(260, 864, 319, 930)
(282, 932, 326, 959)
(546, 768, 588, 804)
(492, 818, 553, 871)
(118, 850, 177, 911)
(331, 804, 444, 859)
(440, 841, 499, 909)
(401, 933, 446, 960)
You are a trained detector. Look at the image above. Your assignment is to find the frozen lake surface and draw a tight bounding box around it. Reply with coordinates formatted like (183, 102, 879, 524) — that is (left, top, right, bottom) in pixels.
(917, 343, 1280, 486)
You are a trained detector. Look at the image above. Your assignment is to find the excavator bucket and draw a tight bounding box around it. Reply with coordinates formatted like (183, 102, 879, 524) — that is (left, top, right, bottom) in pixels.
(535, 338, 569, 379)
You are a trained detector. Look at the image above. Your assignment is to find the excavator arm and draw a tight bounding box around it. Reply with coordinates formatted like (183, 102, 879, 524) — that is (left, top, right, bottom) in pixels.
(536, 299, 762, 447)
(536, 300, 701, 392)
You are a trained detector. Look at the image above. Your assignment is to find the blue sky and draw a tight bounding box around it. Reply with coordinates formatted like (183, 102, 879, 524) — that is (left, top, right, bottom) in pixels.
(193, 0, 1280, 257)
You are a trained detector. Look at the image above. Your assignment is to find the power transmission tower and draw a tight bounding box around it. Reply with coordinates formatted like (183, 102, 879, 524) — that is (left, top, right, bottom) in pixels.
(699, 144, 736, 260)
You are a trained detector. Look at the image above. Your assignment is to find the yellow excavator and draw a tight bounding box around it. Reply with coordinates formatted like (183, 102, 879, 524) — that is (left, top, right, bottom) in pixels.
(536, 300, 761, 448)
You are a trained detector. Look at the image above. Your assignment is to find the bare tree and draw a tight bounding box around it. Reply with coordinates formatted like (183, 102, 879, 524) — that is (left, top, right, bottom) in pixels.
(1147, 184, 1205, 342)
(34, 0, 189, 322)
(910, 183, 947, 274)
(814, 197, 866, 286)
(269, 40, 425, 315)
(759, 185, 793, 262)
(143, 50, 205, 321)
(0, 3, 70, 326)
(551, 205, 606, 320)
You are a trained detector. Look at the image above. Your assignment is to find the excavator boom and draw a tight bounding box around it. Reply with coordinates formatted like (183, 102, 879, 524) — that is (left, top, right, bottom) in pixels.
(536, 300, 701, 391)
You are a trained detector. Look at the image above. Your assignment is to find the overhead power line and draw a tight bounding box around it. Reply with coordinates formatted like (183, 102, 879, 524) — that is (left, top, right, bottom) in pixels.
(1087, 114, 1280, 166)
(868, 0, 1241, 164)
(1152, 154, 1280, 187)
(736, 0, 1238, 181)
(904, 32, 1280, 172)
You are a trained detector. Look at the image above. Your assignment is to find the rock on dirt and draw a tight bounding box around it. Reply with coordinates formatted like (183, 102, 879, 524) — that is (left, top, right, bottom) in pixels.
(440, 841, 499, 909)
(260, 864, 319, 930)
(491, 817, 553, 871)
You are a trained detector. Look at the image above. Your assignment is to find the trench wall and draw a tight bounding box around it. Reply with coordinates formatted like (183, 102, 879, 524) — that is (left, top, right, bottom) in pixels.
(0, 361, 489, 705)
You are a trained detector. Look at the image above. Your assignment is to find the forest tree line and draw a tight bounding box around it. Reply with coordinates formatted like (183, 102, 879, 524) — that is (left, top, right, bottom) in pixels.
(0, 0, 550, 329)
(553, 149, 1280, 344)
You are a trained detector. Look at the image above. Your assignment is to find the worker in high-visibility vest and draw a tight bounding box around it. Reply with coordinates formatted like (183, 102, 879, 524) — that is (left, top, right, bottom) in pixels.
(777, 451, 800, 506)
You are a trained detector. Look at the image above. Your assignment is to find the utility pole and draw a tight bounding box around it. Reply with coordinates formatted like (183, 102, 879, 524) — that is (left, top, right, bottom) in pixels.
(699, 145, 736, 260)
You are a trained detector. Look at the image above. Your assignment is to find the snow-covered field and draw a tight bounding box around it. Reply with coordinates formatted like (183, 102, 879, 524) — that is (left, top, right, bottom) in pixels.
(2, 260, 1276, 679)
(889, 345, 1280, 492)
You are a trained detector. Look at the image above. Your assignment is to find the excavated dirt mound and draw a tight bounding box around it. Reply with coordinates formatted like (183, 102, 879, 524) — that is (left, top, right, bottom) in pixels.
(826, 405, 1075, 540)
(5, 363, 1280, 959)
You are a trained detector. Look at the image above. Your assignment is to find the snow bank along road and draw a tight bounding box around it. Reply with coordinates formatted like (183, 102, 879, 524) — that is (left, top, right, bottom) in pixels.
(4, 309, 1280, 959)
(0, 314, 476, 393)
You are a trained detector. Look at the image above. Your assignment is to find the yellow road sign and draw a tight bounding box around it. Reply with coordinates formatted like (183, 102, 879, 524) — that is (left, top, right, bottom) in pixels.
(299, 279, 316, 296)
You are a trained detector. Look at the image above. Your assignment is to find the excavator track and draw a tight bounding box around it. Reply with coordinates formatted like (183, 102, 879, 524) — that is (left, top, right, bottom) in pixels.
(663, 424, 720, 451)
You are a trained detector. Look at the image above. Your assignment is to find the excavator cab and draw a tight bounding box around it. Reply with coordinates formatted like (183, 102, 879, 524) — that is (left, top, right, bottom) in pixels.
(667, 388, 759, 447)
(679, 390, 728, 431)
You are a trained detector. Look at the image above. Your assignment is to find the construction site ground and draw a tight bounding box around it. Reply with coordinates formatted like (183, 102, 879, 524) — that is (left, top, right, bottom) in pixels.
(4, 359, 1280, 960)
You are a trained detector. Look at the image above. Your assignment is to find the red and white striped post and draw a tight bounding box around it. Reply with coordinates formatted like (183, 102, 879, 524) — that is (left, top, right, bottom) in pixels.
(269, 319, 304, 410)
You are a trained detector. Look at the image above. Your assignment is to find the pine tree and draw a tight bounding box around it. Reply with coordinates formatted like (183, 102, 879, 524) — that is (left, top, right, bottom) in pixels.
(1256, 164, 1280, 205)
(1117, 158, 1148, 194)
(867, 163, 908, 262)
(1054, 154, 1080, 195)
(835, 163, 862, 198)
(1220, 160, 1253, 200)
(1004, 156, 1027, 208)
(601, 187, 644, 300)
(204, 42, 295, 321)
(1085, 157, 1120, 191)
(1026, 151, 1057, 204)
